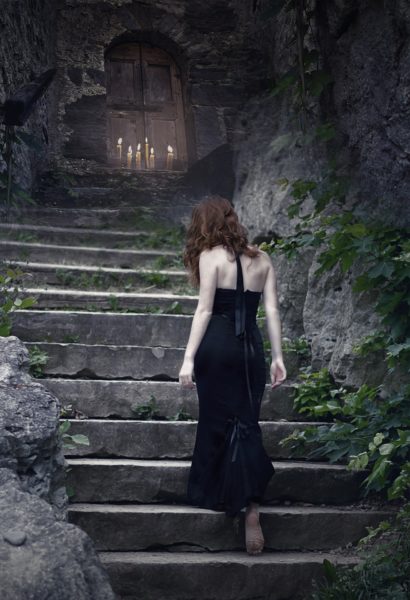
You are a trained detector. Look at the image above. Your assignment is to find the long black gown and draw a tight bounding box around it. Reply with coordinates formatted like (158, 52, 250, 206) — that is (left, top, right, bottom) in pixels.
(186, 251, 275, 518)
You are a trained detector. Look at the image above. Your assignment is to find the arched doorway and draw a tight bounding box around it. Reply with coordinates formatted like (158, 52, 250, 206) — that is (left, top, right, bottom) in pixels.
(105, 43, 188, 171)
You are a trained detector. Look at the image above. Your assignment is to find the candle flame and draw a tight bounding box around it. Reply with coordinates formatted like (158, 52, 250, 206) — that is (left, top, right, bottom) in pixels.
(137, 143, 141, 151)
(168, 145, 173, 153)
(117, 138, 122, 145)
(150, 147, 154, 155)
(128, 145, 132, 153)
(145, 137, 148, 143)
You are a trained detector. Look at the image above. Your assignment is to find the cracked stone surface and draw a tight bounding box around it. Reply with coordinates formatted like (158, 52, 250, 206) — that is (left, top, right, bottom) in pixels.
(0, 336, 67, 518)
(0, 468, 115, 600)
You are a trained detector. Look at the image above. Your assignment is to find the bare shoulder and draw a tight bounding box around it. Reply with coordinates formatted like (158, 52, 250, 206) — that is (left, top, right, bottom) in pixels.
(253, 248, 273, 267)
(254, 247, 269, 259)
(198, 247, 222, 267)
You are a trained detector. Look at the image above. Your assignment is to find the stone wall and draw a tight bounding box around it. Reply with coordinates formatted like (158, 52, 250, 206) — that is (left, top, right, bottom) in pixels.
(233, 0, 410, 388)
(54, 0, 267, 164)
(0, 0, 57, 191)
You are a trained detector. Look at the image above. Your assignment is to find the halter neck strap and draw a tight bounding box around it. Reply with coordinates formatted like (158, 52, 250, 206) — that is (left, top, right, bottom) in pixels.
(234, 253, 245, 336)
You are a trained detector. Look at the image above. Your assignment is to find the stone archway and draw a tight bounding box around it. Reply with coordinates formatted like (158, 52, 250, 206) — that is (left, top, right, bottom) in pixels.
(105, 42, 188, 171)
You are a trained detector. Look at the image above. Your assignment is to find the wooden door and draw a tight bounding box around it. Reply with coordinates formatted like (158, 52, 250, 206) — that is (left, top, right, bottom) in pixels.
(105, 43, 187, 170)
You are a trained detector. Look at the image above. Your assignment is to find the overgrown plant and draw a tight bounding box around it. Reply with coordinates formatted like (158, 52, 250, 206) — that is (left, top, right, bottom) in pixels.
(28, 345, 48, 378)
(0, 265, 37, 336)
(260, 0, 333, 131)
(131, 396, 161, 420)
(59, 419, 90, 450)
(310, 505, 410, 599)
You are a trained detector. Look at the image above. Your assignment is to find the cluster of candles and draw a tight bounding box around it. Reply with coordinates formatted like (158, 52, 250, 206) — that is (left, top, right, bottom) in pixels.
(116, 137, 174, 170)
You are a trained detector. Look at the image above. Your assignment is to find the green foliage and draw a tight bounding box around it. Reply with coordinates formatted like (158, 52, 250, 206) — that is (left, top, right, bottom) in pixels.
(59, 419, 90, 451)
(282, 335, 310, 357)
(131, 396, 194, 421)
(139, 272, 170, 287)
(168, 407, 194, 421)
(131, 396, 161, 420)
(281, 368, 410, 499)
(0, 266, 37, 336)
(62, 333, 80, 343)
(310, 505, 410, 599)
(141, 300, 185, 315)
(152, 253, 184, 270)
(28, 345, 48, 378)
(260, 1, 333, 131)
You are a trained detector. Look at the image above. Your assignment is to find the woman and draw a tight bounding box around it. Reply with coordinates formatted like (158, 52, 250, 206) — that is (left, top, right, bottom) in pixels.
(178, 195, 286, 554)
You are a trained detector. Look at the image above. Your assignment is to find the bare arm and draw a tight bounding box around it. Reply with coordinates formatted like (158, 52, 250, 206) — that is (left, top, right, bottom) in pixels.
(179, 250, 217, 387)
(262, 255, 283, 360)
(261, 253, 286, 388)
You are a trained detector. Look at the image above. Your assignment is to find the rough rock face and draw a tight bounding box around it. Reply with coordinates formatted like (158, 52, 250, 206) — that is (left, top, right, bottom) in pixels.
(0, 336, 115, 596)
(0, 0, 56, 190)
(233, 0, 410, 387)
(0, 468, 115, 600)
(0, 336, 68, 518)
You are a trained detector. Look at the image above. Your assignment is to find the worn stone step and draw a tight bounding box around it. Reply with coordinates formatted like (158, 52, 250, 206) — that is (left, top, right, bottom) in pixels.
(24, 342, 301, 380)
(0, 222, 153, 247)
(37, 168, 190, 207)
(66, 458, 367, 505)
(0, 204, 193, 228)
(61, 419, 322, 461)
(20, 288, 198, 312)
(43, 379, 303, 421)
(14, 311, 193, 346)
(68, 503, 391, 553)
(6, 261, 187, 292)
(17, 311, 308, 377)
(99, 550, 359, 600)
(0, 240, 179, 268)
(25, 342, 182, 379)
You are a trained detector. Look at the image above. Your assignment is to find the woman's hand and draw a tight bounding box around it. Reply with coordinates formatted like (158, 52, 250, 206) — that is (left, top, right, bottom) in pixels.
(179, 357, 195, 389)
(270, 357, 286, 389)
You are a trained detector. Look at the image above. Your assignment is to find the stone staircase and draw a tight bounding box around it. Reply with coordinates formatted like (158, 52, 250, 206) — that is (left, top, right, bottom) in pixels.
(1, 175, 393, 599)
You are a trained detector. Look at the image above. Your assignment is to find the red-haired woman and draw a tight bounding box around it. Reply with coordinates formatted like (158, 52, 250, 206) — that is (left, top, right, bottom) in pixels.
(179, 195, 286, 555)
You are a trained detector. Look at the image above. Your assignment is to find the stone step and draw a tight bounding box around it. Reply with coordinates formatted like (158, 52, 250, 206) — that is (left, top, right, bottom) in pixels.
(25, 341, 182, 379)
(61, 419, 322, 461)
(0, 222, 155, 248)
(98, 550, 360, 600)
(1, 204, 193, 228)
(24, 342, 301, 380)
(0, 240, 179, 269)
(68, 503, 391, 553)
(37, 167, 189, 206)
(17, 287, 198, 312)
(6, 261, 188, 292)
(14, 311, 288, 353)
(14, 310, 193, 346)
(66, 458, 367, 505)
(43, 379, 303, 421)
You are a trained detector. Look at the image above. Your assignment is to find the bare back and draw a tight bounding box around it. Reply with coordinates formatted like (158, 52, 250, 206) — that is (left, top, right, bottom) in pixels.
(208, 245, 270, 293)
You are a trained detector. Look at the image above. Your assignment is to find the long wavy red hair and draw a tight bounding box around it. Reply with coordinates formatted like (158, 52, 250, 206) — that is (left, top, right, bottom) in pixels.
(183, 195, 260, 287)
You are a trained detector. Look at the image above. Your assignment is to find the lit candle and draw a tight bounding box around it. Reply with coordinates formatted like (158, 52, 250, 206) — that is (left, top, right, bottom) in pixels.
(117, 137, 123, 161)
(145, 137, 149, 169)
(127, 145, 132, 169)
(166, 145, 174, 170)
(149, 147, 155, 170)
(135, 143, 142, 170)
